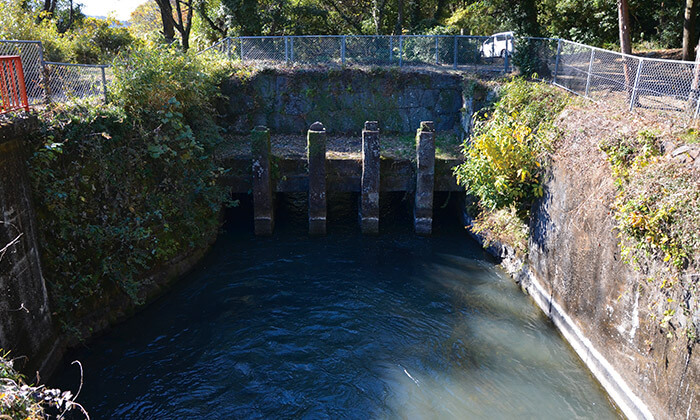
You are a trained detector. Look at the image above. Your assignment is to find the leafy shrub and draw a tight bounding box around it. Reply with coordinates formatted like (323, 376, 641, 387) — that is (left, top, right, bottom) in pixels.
(454, 78, 568, 218)
(0, 3, 133, 64)
(28, 45, 231, 331)
(512, 37, 556, 78)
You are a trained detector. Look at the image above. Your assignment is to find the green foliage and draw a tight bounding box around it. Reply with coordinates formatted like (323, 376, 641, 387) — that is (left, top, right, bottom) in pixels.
(454, 78, 567, 217)
(0, 2, 134, 63)
(28, 45, 231, 331)
(600, 130, 700, 341)
(512, 38, 556, 78)
(445, 2, 503, 36)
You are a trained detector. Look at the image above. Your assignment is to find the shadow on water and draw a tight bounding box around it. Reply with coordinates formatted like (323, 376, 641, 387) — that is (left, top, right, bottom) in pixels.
(53, 192, 621, 419)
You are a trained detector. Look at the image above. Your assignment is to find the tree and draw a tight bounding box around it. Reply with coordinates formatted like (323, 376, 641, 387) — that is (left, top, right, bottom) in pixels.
(395, 0, 403, 34)
(154, 0, 194, 50)
(618, 0, 632, 54)
(155, 0, 176, 43)
(683, 0, 698, 60)
(130, 1, 162, 39)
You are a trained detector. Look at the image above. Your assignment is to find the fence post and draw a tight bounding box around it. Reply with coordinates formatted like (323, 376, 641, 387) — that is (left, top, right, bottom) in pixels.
(290, 37, 295, 62)
(37, 41, 50, 105)
(341, 35, 346, 66)
(553, 38, 562, 84)
(285, 36, 289, 64)
(504, 34, 510, 73)
(584, 48, 595, 97)
(694, 94, 700, 119)
(226, 37, 231, 59)
(629, 58, 644, 111)
(435, 35, 439, 65)
(101, 66, 107, 103)
(390, 36, 394, 63)
(453, 36, 458, 69)
(240, 37, 244, 61)
(399, 36, 403, 67)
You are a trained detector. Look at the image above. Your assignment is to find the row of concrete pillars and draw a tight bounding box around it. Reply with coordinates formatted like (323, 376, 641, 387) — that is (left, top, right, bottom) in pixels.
(251, 120, 436, 236)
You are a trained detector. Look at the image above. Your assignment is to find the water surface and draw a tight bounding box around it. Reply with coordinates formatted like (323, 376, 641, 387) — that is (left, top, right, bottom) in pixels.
(56, 205, 619, 419)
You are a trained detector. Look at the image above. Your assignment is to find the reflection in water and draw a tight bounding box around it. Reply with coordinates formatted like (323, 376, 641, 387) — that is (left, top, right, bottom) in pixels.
(55, 195, 620, 419)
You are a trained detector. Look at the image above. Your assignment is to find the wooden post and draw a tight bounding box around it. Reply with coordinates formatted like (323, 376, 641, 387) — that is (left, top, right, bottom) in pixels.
(251, 126, 274, 235)
(361, 121, 380, 234)
(307, 121, 327, 235)
(414, 121, 435, 235)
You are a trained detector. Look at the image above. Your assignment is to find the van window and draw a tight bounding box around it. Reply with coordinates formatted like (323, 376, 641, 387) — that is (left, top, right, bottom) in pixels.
(496, 35, 506, 41)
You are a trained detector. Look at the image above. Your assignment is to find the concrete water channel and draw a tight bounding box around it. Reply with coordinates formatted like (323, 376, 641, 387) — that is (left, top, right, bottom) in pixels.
(54, 194, 622, 418)
(51, 119, 623, 418)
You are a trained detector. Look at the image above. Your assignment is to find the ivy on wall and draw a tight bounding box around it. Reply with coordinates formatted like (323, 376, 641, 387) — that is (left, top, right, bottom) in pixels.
(27, 45, 238, 333)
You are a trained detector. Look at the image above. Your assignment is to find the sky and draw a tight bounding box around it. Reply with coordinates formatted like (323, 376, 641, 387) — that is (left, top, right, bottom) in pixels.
(79, 0, 148, 21)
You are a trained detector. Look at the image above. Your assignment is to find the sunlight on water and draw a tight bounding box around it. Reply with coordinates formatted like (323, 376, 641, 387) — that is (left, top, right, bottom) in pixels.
(54, 208, 620, 419)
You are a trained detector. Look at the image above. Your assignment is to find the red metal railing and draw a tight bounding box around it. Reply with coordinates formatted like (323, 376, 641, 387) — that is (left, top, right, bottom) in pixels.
(0, 56, 30, 114)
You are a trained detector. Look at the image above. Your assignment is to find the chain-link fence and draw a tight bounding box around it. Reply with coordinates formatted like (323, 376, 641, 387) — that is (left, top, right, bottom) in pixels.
(4, 35, 700, 117)
(1, 40, 110, 105)
(0, 40, 44, 104)
(199, 35, 512, 72)
(200, 34, 700, 118)
(44, 62, 110, 102)
(534, 38, 700, 117)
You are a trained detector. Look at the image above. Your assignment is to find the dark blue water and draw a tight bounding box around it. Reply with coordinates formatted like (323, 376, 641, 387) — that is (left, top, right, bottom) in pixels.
(55, 200, 619, 419)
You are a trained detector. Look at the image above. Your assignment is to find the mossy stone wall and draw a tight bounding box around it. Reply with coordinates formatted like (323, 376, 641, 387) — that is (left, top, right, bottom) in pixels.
(220, 68, 469, 135)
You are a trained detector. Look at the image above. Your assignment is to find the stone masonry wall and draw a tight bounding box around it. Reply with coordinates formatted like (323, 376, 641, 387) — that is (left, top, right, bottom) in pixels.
(219, 68, 476, 135)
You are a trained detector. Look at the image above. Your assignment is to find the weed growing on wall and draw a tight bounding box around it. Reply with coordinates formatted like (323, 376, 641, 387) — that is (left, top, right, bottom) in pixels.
(28, 45, 234, 335)
(454, 78, 567, 220)
(600, 130, 700, 341)
(0, 351, 88, 419)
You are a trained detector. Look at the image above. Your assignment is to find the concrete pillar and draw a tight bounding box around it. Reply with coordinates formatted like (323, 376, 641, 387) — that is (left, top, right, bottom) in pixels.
(360, 121, 380, 234)
(307, 121, 327, 235)
(251, 126, 274, 235)
(414, 121, 435, 235)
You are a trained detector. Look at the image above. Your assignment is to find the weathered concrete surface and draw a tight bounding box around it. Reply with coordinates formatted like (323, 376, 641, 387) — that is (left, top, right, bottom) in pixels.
(251, 126, 274, 235)
(360, 121, 380, 234)
(0, 116, 59, 375)
(219, 68, 489, 135)
(459, 103, 700, 419)
(414, 121, 435, 235)
(523, 154, 698, 420)
(307, 122, 327, 235)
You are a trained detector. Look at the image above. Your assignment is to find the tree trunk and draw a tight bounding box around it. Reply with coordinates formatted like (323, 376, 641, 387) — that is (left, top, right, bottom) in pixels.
(155, 0, 176, 44)
(683, 0, 698, 61)
(618, 0, 634, 96)
(395, 0, 404, 35)
(197, 0, 227, 37)
(435, 0, 447, 21)
(372, 0, 387, 34)
(689, 37, 700, 111)
(618, 0, 632, 55)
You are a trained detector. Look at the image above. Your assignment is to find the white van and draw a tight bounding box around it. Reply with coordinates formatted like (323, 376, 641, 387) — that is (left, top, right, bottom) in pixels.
(480, 31, 514, 58)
